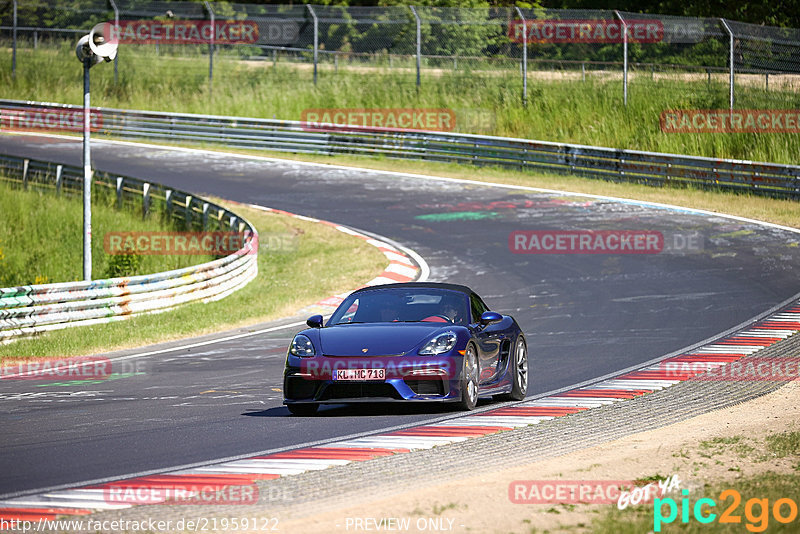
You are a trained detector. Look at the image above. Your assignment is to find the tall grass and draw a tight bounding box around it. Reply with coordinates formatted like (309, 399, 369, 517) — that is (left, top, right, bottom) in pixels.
(0, 179, 213, 286)
(1, 44, 798, 164)
(0, 198, 387, 359)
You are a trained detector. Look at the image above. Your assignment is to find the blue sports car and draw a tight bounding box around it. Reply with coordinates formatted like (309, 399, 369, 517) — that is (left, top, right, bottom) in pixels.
(282, 282, 528, 415)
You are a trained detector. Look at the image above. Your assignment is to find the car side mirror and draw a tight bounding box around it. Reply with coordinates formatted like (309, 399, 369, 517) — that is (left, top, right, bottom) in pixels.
(480, 311, 502, 325)
(306, 314, 323, 328)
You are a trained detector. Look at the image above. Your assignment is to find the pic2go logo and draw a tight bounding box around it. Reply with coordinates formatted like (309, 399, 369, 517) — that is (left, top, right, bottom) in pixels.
(654, 489, 799, 532)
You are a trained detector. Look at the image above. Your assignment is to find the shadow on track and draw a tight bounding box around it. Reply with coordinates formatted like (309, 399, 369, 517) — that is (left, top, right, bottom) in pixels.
(243, 399, 495, 418)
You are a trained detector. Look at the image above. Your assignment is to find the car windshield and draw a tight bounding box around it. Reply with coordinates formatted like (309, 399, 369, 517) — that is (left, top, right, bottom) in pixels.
(328, 288, 469, 326)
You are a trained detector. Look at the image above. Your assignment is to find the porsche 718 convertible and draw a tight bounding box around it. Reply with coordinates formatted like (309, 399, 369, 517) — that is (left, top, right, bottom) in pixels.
(282, 282, 527, 415)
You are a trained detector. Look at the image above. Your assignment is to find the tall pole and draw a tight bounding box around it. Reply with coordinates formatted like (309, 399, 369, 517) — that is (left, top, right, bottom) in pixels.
(204, 1, 214, 87)
(83, 57, 93, 281)
(410, 6, 421, 88)
(614, 11, 627, 106)
(109, 0, 119, 83)
(720, 19, 735, 111)
(515, 7, 527, 106)
(307, 5, 318, 85)
(12, 0, 17, 78)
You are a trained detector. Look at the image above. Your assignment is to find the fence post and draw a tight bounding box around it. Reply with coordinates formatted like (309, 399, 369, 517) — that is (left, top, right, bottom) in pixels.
(22, 158, 28, 190)
(142, 182, 151, 219)
(165, 189, 173, 217)
(116, 176, 123, 209)
(185, 196, 193, 228)
(204, 1, 214, 88)
(12, 0, 17, 78)
(307, 5, 318, 85)
(410, 6, 421, 88)
(108, 0, 119, 83)
(720, 18, 734, 111)
(514, 7, 527, 106)
(55, 165, 63, 196)
(614, 11, 628, 106)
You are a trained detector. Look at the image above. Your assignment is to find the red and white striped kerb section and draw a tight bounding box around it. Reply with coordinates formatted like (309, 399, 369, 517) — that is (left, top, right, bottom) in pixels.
(1, 230, 797, 523)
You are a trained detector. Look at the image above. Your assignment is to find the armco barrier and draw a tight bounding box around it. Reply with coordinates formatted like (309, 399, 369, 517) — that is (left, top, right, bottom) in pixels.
(0, 154, 258, 343)
(1, 99, 799, 198)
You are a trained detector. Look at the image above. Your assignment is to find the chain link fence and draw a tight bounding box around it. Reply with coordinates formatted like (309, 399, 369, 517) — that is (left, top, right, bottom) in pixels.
(2, 2, 800, 110)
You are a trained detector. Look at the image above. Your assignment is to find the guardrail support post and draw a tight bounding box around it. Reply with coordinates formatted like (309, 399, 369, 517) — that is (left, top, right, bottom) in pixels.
(12, 0, 17, 78)
(108, 0, 119, 83)
(614, 11, 628, 106)
(142, 182, 151, 219)
(185, 196, 193, 228)
(410, 6, 421, 88)
(116, 177, 123, 209)
(514, 7, 527, 106)
(22, 158, 28, 190)
(307, 5, 318, 85)
(165, 189, 173, 217)
(202, 202, 209, 230)
(55, 165, 63, 196)
(720, 18, 735, 111)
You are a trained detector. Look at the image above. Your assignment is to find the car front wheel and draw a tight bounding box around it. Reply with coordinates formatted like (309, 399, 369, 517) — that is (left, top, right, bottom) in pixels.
(458, 343, 479, 411)
(495, 336, 528, 402)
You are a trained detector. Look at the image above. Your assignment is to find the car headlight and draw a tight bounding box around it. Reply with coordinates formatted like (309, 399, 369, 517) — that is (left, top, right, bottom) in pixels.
(418, 331, 457, 355)
(289, 334, 315, 357)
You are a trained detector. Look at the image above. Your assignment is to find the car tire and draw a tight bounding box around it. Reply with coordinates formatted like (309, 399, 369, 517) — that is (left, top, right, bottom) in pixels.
(287, 403, 318, 416)
(494, 336, 528, 402)
(458, 343, 479, 411)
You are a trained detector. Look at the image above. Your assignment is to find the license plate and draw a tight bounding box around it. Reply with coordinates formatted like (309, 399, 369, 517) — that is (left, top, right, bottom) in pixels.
(334, 368, 386, 381)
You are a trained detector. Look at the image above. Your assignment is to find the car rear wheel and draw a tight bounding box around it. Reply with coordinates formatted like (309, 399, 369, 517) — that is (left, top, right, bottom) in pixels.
(494, 336, 528, 402)
(458, 343, 479, 411)
(287, 403, 318, 416)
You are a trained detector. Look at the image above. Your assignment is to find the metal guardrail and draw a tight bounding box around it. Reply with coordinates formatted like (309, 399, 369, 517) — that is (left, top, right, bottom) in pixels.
(1, 99, 798, 199)
(0, 153, 258, 343)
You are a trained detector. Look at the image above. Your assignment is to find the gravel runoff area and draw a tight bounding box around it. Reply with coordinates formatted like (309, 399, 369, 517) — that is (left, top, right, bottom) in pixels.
(45, 331, 800, 533)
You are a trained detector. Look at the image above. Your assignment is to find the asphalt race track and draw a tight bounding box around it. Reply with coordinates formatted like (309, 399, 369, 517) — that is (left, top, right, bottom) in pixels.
(1, 134, 798, 497)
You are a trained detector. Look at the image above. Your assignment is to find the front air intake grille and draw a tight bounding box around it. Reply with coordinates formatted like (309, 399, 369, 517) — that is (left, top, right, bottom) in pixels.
(319, 382, 402, 400)
(404, 379, 446, 396)
(284, 376, 318, 400)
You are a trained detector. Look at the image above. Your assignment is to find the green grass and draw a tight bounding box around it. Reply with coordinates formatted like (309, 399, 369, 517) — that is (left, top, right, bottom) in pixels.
(0, 195, 387, 360)
(765, 431, 800, 459)
(2, 44, 799, 164)
(0, 179, 214, 286)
